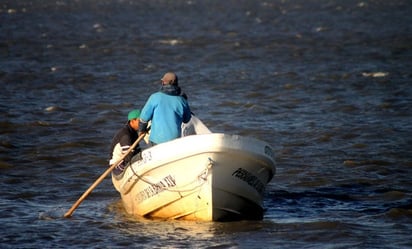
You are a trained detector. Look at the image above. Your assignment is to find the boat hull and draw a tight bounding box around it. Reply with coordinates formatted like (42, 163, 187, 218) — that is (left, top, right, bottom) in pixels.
(112, 133, 275, 221)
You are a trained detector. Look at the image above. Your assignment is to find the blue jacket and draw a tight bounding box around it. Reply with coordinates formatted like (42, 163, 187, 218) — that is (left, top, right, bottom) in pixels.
(140, 85, 191, 144)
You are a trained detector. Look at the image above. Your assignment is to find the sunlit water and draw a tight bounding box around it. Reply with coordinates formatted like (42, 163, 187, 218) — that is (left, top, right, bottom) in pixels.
(1, 0, 411, 248)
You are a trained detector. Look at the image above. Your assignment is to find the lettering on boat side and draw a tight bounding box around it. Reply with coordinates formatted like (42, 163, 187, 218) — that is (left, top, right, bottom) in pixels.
(264, 145, 274, 158)
(137, 151, 153, 166)
(135, 175, 176, 203)
(232, 168, 265, 194)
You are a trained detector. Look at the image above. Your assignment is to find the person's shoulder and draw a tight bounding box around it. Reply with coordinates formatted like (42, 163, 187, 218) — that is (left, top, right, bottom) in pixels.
(180, 95, 190, 103)
(149, 91, 164, 99)
(112, 124, 128, 141)
(144, 92, 160, 104)
(118, 123, 130, 132)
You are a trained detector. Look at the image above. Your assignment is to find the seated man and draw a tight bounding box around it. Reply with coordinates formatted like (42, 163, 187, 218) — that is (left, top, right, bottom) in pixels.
(109, 109, 142, 175)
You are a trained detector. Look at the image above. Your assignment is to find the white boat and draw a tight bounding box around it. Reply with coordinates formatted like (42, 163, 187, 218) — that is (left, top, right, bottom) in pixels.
(111, 118, 276, 221)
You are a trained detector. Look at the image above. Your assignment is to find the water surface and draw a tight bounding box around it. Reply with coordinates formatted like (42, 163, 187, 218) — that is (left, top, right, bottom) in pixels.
(1, 0, 411, 248)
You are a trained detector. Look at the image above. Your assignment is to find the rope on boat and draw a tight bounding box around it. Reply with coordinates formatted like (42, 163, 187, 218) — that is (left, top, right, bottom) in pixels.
(125, 157, 215, 194)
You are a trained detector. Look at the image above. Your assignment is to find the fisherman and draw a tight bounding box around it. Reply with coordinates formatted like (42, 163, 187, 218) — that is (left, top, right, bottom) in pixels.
(109, 109, 142, 175)
(138, 72, 192, 145)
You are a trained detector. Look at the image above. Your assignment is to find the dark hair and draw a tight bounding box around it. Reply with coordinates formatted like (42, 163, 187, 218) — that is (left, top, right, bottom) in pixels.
(172, 75, 178, 85)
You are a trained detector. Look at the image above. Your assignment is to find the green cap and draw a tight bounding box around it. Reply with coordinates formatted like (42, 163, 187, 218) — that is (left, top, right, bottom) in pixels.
(128, 109, 141, 121)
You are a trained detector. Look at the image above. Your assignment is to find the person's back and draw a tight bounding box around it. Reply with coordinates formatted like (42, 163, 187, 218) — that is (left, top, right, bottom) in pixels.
(139, 72, 191, 145)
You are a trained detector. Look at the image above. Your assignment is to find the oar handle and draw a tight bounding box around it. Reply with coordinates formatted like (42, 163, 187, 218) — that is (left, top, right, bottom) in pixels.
(63, 132, 146, 218)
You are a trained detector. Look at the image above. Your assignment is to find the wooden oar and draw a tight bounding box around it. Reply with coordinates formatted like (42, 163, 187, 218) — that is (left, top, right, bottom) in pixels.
(63, 132, 146, 218)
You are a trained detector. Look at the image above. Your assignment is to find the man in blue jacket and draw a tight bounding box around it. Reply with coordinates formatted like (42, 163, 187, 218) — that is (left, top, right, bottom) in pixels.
(138, 72, 192, 145)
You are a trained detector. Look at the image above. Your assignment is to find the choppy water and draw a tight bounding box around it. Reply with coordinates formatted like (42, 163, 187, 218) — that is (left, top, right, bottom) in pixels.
(1, 0, 412, 248)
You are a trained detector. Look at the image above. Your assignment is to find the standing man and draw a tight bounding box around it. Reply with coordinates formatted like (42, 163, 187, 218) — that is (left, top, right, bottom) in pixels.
(138, 72, 192, 145)
(109, 109, 142, 175)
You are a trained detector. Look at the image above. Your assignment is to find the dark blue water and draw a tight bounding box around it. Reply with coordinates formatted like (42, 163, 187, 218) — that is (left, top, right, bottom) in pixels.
(1, 0, 412, 248)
